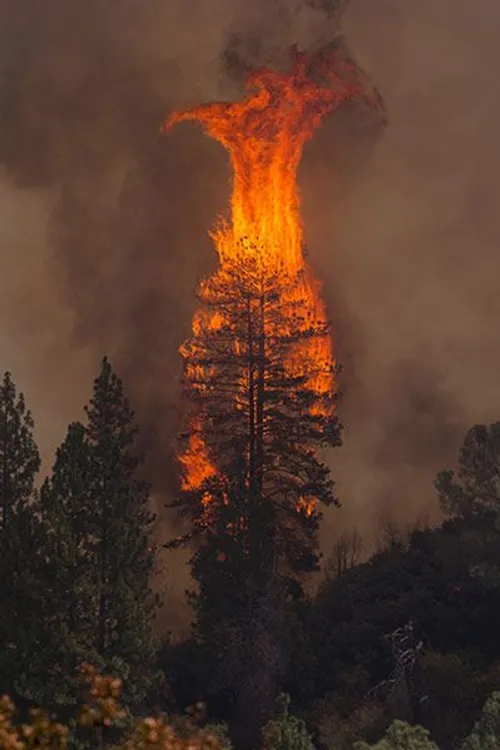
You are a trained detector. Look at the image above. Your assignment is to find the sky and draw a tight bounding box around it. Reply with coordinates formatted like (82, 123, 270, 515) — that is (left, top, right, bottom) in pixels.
(0, 0, 499, 624)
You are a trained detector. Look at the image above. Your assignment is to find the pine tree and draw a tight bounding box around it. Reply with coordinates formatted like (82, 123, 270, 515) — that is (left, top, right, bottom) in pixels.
(173, 255, 341, 578)
(172, 255, 342, 626)
(0, 371, 40, 548)
(436, 423, 500, 520)
(21, 422, 102, 707)
(40, 422, 94, 638)
(169, 254, 342, 746)
(38, 358, 162, 709)
(83, 357, 161, 705)
(0, 371, 41, 696)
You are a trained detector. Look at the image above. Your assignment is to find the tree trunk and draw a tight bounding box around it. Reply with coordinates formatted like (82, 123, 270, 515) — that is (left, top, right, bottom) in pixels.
(255, 293, 265, 496)
(97, 474, 109, 654)
(246, 294, 257, 493)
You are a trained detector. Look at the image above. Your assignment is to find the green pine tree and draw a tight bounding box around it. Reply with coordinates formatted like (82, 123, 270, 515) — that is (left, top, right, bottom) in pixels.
(0, 371, 41, 696)
(84, 357, 162, 706)
(38, 358, 163, 709)
(0, 371, 40, 547)
(23, 422, 101, 708)
(40, 422, 95, 638)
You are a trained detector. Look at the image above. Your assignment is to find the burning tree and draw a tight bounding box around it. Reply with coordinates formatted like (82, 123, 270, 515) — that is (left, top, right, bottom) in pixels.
(163, 43, 384, 572)
(163, 42, 384, 745)
(176, 251, 341, 578)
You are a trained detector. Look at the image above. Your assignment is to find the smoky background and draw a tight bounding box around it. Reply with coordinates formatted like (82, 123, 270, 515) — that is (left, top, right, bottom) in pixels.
(1, 0, 499, 629)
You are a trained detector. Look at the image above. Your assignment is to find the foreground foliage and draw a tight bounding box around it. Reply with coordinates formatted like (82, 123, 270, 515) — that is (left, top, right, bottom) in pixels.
(354, 720, 439, 750)
(1, 674, 500, 750)
(0, 362, 161, 711)
(261, 694, 315, 750)
(0, 665, 221, 750)
(354, 692, 500, 749)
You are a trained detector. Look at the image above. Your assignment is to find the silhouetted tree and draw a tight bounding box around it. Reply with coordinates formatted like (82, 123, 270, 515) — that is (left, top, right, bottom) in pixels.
(325, 528, 363, 579)
(22, 422, 101, 707)
(169, 253, 342, 746)
(173, 254, 341, 574)
(38, 358, 162, 708)
(436, 423, 500, 520)
(0, 371, 41, 696)
(435, 422, 500, 643)
(0, 371, 40, 552)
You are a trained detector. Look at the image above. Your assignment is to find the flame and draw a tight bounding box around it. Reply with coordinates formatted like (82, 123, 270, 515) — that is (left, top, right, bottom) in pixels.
(297, 497, 317, 518)
(164, 45, 384, 511)
(179, 425, 215, 494)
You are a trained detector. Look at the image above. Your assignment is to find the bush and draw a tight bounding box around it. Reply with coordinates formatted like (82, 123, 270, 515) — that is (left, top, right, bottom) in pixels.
(0, 665, 222, 750)
(261, 694, 315, 750)
(353, 719, 439, 750)
(461, 691, 500, 750)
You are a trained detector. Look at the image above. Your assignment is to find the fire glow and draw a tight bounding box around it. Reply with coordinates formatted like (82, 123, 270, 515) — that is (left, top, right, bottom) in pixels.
(163, 45, 384, 508)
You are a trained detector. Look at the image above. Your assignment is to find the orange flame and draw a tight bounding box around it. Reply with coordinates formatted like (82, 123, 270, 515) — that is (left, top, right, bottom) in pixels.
(179, 424, 216, 494)
(164, 45, 384, 503)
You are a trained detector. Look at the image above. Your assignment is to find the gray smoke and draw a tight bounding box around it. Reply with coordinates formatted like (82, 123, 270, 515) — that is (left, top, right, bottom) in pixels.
(315, 0, 500, 549)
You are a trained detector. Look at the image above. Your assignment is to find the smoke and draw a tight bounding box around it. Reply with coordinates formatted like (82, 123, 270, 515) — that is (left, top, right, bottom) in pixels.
(311, 0, 500, 547)
(1, 0, 499, 614)
(0, 0, 233, 482)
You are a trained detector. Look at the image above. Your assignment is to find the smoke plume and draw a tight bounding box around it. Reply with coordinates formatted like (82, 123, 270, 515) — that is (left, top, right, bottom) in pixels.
(316, 0, 500, 548)
(1, 0, 499, 617)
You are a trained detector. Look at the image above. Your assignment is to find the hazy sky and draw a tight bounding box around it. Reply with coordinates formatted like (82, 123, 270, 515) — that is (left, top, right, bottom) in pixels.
(1, 0, 499, 619)
(327, 0, 500, 541)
